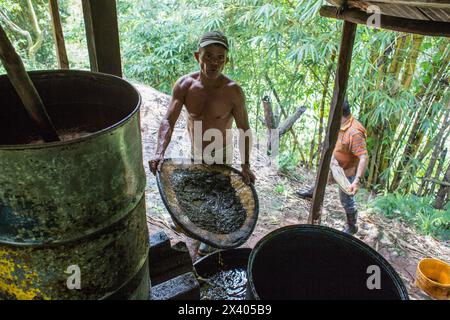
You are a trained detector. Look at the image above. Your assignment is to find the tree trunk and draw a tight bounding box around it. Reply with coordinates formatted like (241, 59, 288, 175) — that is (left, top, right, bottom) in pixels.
(278, 106, 307, 137)
(26, 0, 43, 65)
(264, 73, 307, 164)
(262, 96, 276, 156)
(434, 161, 450, 210)
(0, 10, 34, 55)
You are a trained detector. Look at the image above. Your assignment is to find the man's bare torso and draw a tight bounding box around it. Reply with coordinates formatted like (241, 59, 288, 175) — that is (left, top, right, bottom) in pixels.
(180, 71, 239, 149)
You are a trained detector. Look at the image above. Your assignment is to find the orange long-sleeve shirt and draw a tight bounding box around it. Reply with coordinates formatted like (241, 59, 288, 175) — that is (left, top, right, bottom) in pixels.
(334, 116, 368, 177)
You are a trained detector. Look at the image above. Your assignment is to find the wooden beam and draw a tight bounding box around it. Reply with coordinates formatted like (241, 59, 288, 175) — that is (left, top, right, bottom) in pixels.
(360, 0, 450, 9)
(81, 0, 122, 77)
(308, 21, 357, 224)
(0, 24, 59, 142)
(320, 6, 450, 37)
(327, 0, 450, 10)
(49, 0, 69, 69)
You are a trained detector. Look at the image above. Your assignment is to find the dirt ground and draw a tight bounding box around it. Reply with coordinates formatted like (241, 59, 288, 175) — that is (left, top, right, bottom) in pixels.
(135, 82, 450, 300)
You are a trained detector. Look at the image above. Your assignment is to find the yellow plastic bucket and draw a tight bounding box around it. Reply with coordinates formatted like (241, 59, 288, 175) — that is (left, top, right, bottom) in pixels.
(415, 258, 450, 300)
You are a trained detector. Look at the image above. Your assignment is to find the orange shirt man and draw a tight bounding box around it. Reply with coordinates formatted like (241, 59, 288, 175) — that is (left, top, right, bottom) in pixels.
(298, 100, 369, 234)
(332, 108, 368, 194)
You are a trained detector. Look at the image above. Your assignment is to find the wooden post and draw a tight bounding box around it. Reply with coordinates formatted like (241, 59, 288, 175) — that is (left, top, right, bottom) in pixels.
(49, 0, 69, 69)
(82, 0, 122, 77)
(0, 24, 59, 142)
(308, 21, 357, 224)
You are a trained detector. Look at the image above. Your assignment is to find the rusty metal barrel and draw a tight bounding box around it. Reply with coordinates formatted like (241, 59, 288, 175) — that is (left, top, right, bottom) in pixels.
(247, 225, 409, 300)
(0, 70, 149, 299)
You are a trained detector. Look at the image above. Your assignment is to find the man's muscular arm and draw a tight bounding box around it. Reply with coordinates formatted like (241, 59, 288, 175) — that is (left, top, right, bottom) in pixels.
(150, 77, 187, 175)
(231, 84, 255, 184)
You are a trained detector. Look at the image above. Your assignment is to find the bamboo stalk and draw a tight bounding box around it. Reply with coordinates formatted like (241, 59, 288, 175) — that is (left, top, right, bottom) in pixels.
(417, 109, 450, 196)
(401, 34, 424, 90)
(390, 47, 450, 191)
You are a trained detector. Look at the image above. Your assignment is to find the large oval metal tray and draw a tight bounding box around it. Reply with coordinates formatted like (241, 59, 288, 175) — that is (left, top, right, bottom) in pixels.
(155, 158, 259, 249)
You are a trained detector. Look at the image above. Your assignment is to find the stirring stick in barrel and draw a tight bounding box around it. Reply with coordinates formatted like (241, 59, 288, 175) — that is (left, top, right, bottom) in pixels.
(0, 23, 60, 142)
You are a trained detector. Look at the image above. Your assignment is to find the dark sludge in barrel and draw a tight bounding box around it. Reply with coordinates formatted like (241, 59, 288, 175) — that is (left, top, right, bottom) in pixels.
(0, 70, 149, 300)
(194, 248, 251, 300)
(247, 225, 409, 300)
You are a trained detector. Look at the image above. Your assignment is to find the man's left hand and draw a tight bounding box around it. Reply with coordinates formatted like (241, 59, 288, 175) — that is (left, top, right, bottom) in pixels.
(348, 179, 360, 195)
(241, 164, 256, 185)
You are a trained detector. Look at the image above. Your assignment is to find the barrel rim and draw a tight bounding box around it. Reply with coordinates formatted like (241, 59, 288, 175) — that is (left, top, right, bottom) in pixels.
(0, 69, 141, 150)
(194, 247, 252, 274)
(247, 224, 409, 300)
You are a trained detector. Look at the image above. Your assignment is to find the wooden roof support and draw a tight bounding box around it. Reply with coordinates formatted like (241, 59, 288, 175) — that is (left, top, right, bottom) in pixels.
(82, 0, 122, 77)
(328, 0, 450, 10)
(49, 0, 69, 69)
(308, 21, 357, 224)
(320, 6, 450, 37)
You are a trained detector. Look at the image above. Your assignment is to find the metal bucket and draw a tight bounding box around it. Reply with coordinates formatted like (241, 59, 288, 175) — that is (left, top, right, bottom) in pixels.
(247, 225, 409, 300)
(0, 70, 149, 299)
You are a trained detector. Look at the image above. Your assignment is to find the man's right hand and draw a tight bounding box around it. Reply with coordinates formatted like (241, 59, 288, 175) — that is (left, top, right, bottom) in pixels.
(149, 157, 164, 175)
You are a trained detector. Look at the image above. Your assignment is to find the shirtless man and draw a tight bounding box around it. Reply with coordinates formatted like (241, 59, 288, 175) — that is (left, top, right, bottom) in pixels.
(149, 31, 255, 184)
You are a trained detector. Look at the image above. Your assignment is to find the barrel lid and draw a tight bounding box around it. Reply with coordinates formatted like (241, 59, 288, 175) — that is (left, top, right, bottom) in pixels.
(155, 158, 259, 249)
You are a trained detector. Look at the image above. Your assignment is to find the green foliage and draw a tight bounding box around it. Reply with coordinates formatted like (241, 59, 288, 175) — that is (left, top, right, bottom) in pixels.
(274, 183, 286, 194)
(369, 193, 450, 240)
(118, 0, 201, 93)
(115, 1, 447, 201)
(277, 150, 300, 174)
(0, 0, 58, 71)
(0, 0, 448, 211)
